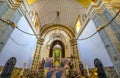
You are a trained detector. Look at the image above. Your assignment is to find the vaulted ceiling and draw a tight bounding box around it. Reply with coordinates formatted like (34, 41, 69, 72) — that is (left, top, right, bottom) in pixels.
(29, 0, 90, 27)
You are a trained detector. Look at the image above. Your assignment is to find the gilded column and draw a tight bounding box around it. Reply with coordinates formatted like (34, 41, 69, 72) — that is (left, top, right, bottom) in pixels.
(31, 38, 44, 71)
(70, 38, 80, 69)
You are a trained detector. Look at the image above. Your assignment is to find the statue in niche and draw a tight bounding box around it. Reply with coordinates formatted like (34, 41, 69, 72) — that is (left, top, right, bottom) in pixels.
(53, 44, 61, 66)
(54, 49, 61, 66)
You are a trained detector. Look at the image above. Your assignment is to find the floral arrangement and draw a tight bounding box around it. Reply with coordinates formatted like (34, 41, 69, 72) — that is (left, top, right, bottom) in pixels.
(25, 69, 44, 78)
(27, 69, 39, 78)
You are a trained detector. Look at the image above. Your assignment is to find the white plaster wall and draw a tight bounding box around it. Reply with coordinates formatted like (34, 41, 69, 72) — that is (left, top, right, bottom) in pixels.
(77, 20, 113, 68)
(0, 16, 37, 68)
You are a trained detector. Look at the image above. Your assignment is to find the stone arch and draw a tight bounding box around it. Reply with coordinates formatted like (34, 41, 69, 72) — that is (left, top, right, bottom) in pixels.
(49, 40, 65, 58)
(40, 24, 75, 38)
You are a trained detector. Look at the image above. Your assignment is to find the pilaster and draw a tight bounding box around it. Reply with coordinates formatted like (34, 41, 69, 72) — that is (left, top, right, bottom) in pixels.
(31, 38, 44, 71)
(0, 1, 22, 52)
(76, 0, 120, 77)
(70, 38, 80, 69)
(90, 1, 120, 77)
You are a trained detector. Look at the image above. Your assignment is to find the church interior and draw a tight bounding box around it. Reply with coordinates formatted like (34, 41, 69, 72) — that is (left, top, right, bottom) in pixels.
(0, 0, 120, 78)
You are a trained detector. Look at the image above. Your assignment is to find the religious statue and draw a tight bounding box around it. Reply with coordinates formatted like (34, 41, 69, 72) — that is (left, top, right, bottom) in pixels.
(41, 58, 45, 69)
(79, 61, 84, 76)
(54, 49, 61, 66)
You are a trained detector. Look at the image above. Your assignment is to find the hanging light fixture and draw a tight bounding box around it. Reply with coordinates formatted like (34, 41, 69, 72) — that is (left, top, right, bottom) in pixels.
(47, 11, 63, 49)
(54, 11, 61, 24)
(52, 11, 62, 40)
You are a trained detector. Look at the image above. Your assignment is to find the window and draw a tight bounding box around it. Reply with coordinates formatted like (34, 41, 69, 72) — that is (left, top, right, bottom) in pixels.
(75, 16, 81, 33)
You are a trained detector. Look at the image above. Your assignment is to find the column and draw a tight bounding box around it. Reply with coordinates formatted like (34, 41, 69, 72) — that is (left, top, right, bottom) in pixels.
(0, 1, 23, 52)
(92, 10, 120, 77)
(70, 38, 80, 69)
(31, 38, 44, 71)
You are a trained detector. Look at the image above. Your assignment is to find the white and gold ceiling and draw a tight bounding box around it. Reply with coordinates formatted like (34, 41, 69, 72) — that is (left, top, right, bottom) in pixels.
(26, 0, 94, 27)
(27, 0, 119, 28)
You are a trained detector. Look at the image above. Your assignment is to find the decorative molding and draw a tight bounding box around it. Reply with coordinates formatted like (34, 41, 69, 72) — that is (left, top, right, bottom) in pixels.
(0, 0, 23, 9)
(37, 38, 44, 45)
(18, 0, 39, 39)
(0, 0, 39, 39)
(40, 24, 75, 38)
(102, 0, 120, 9)
(76, 0, 107, 38)
(77, 0, 120, 39)
(86, 0, 106, 18)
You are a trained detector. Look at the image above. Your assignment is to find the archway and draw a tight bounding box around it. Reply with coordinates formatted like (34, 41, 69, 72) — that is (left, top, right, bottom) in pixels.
(94, 58, 107, 78)
(0, 57, 16, 78)
(40, 24, 75, 39)
(49, 40, 65, 58)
